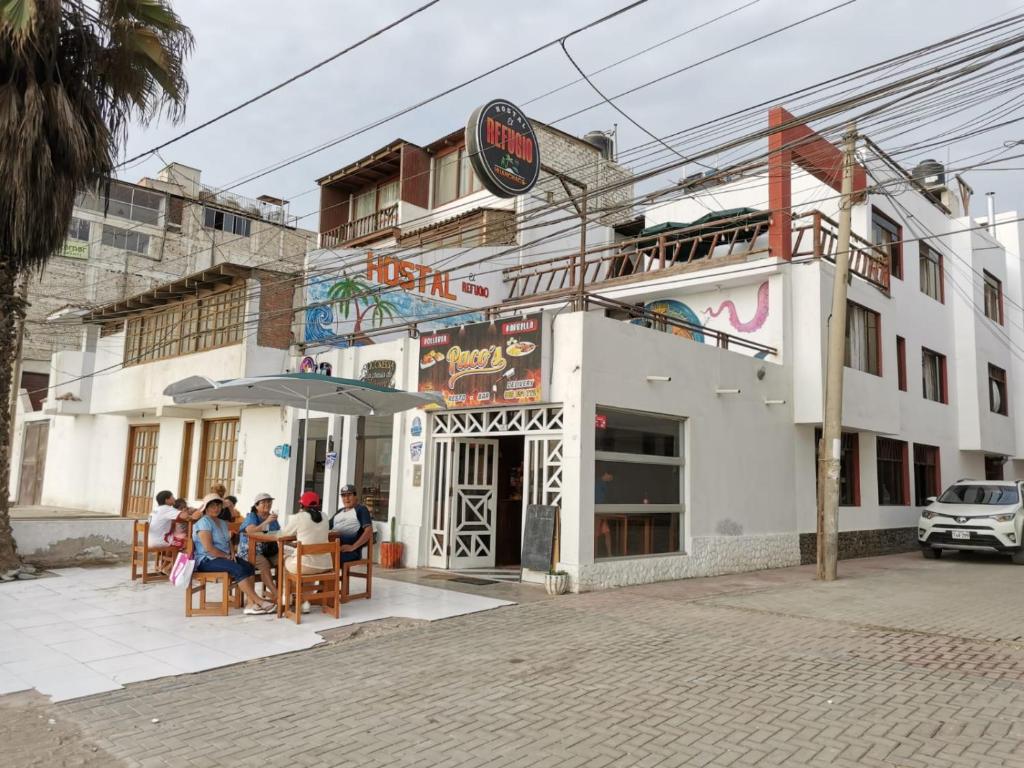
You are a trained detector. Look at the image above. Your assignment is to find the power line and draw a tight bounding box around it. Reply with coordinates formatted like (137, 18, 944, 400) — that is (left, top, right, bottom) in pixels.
(117, 0, 445, 168)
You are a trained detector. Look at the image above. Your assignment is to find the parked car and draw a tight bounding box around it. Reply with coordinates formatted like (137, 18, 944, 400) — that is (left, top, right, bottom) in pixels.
(918, 480, 1024, 563)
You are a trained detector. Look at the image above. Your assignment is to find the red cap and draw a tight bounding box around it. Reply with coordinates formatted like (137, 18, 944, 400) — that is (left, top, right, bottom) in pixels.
(299, 490, 320, 508)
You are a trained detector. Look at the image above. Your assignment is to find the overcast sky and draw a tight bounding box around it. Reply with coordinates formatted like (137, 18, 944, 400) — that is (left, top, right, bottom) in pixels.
(120, 0, 1024, 225)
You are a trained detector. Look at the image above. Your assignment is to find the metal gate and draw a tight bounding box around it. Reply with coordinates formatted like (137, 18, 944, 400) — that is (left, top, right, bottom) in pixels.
(429, 437, 499, 569)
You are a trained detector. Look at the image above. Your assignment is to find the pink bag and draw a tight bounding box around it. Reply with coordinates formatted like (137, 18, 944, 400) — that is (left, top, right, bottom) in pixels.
(169, 552, 195, 588)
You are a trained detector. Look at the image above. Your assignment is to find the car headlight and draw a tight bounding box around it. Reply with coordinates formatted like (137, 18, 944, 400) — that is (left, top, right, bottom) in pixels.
(921, 509, 937, 519)
(991, 512, 1017, 523)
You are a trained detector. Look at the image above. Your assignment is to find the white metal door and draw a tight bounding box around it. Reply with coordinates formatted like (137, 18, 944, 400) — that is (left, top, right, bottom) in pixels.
(525, 436, 564, 509)
(428, 438, 454, 569)
(449, 438, 499, 569)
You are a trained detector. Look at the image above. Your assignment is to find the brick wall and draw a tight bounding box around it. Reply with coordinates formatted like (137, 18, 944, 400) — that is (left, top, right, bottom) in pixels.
(255, 271, 299, 350)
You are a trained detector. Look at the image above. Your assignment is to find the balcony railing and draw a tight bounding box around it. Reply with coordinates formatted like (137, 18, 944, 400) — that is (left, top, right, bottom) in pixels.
(321, 203, 398, 248)
(504, 213, 770, 300)
(792, 210, 890, 293)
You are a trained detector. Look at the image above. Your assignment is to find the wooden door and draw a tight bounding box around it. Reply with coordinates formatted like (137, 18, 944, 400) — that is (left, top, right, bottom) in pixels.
(17, 422, 49, 505)
(123, 425, 159, 517)
(179, 421, 195, 499)
(198, 418, 239, 495)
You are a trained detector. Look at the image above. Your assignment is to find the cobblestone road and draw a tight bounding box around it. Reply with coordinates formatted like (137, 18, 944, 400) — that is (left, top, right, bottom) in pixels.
(35, 554, 1024, 767)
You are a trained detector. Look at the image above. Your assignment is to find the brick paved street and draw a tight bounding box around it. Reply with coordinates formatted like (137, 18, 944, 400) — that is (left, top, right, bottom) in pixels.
(12, 553, 1024, 767)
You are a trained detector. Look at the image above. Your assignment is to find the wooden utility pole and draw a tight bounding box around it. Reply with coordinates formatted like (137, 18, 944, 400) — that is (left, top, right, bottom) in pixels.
(818, 123, 857, 582)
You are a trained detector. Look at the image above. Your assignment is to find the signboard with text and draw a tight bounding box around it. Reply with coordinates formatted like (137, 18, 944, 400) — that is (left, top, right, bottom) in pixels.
(418, 314, 543, 409)
(465, 99, 541, 198)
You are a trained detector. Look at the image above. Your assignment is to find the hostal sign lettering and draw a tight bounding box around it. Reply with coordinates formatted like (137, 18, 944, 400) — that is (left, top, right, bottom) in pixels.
(365, 253, 455, 300)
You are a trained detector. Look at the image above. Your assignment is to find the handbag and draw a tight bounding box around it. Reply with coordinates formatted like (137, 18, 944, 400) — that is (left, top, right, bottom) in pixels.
(169, 551, 195, 588)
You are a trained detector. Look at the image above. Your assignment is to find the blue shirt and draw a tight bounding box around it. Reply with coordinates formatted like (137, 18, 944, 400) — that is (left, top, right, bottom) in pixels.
(330, 504, 373, 544)
(192, 515, 231, 564)
(237, 510, 280, 559)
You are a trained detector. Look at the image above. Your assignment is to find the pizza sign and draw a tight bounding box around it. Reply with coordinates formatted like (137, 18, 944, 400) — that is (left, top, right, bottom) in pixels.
(465, 99, 541, 198)
(418, 314, 544, 409)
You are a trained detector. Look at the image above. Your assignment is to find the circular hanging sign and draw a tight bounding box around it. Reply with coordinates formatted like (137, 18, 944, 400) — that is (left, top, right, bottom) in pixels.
(465, 99, 540, 198)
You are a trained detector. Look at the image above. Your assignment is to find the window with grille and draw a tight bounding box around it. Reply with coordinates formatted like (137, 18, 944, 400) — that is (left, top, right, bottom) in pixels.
(202, 206, 252, 237)
(920, 243, 944, 302)
(102, 225, 151, 256)
(922, 348, 947, 403)
(876, 437, 909, 505)
(76, 182, 163, 225)
(983, 271, 1004, 324)
(123, 285, 245, 366)
(989, 364, 1008, 415)
(814, 429, 860, 506)
(198, 419, 239, 495)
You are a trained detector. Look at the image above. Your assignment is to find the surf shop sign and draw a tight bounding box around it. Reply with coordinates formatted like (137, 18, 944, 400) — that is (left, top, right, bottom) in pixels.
(465, 99, 541, 198)
(418, 314, 544, 409)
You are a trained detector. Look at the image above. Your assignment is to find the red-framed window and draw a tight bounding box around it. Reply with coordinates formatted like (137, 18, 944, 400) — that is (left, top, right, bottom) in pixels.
(922, 347, 948, 403)
(983, 271, 1004, 325)
(815, 429, 861, 507)
(920, 243, 944, 303)
(896, 336, 907, 391)
(913, 444, 941, 506)
(876, 437, 910, 506)
(871, 207, 902, 280)
(989, 363, 1008, 416)
(845, 301, 881, 376)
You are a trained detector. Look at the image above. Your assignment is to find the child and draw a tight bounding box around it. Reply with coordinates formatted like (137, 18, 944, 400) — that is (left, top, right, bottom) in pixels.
(165, 498, 193, 549)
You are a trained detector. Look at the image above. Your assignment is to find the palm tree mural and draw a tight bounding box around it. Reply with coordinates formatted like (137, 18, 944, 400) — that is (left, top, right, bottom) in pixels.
(327, 276, 399, 342)
(0, 0, 193, 571)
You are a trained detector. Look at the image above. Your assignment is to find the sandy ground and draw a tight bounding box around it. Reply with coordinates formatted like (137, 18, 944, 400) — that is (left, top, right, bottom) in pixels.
(0, 691, 123, 768)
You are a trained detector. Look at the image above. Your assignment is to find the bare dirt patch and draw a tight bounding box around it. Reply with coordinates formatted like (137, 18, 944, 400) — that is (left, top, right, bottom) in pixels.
(0, 691, 124, 768)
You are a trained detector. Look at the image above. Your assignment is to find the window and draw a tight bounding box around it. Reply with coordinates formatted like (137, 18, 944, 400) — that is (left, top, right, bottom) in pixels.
(876, 437, 909, 505)
(124, 285, 245, 366)
(922, 348, 947, 403)
(939, 483, 1018, 504)
(989, 364, 1008, 415)
(845, 302, 880, 376)
(76, 182, 163, 225)
(983, 271, 1004, 325)
(896, 336, 907, 391)
(67, 217, 90, 241)
(101, 225, 150, 256)
(984, 457, 1005, 481)
(351, 179, 399, 222)
(198, 418, 239, 495)
(913, 443, 940, 506)
(871, 208, 902, 279)
(920, 243, 944, 302)
(814, 430, 860, 506)
(355, 414, 393, 522)
(433, 147, 483, 207)
(595, 407, 684, 559)
(202, 206, 251, 237)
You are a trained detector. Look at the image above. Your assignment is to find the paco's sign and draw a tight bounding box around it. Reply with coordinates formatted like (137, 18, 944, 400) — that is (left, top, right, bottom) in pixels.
(418, 314, 543, 409)
(465, 99, 541, 198)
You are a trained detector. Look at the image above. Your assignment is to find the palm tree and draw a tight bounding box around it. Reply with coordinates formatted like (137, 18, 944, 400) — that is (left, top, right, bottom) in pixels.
(0, 1, 193, 572)
(327, 276, 399, 340)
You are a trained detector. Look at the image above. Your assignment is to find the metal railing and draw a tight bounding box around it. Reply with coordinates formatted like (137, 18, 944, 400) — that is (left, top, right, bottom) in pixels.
(321, 203, 399, 248)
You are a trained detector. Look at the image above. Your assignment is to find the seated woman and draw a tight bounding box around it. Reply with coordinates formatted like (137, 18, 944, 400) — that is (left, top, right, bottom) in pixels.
(280, 491, 333, 615)
(238, 493, 280, 599)
(192, 494, 276, 615)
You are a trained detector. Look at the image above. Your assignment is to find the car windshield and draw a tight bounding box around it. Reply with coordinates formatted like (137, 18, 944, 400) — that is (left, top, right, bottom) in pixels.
(938, 485, 1019, 505)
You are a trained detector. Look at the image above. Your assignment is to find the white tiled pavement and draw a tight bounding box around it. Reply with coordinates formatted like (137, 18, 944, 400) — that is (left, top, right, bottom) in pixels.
(0, 566, 512, 702)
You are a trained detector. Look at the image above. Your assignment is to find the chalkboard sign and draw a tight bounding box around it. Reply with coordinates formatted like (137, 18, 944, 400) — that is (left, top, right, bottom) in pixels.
(521, 504, 557, 572)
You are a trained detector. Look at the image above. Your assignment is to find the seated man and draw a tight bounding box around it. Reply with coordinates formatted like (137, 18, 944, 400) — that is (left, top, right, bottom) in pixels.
(148, 490, 181, 548)
(330, 484, 373, 563)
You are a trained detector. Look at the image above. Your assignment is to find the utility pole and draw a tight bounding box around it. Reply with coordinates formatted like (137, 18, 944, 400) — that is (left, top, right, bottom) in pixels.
(818, 123, 857, 582)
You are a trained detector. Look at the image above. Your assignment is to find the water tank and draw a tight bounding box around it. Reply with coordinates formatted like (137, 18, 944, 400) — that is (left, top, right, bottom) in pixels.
(584, 130, 615, 161)
(912, 159, 946, 188)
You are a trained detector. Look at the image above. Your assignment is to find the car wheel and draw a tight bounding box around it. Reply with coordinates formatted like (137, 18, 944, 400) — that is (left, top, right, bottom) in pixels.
(1011, 549, 1024, 565)
(921, 547, 941, 559)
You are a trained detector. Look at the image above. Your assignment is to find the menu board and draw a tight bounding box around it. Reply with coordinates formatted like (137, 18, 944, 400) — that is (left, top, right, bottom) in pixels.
(418, 314, 543, 409)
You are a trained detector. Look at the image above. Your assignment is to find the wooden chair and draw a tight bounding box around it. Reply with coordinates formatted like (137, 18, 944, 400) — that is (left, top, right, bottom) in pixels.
(130, 520, 178, 583)
(341, 536, 374, 603)
(183, 521, 234, 617)
(281, 541, 341, 625)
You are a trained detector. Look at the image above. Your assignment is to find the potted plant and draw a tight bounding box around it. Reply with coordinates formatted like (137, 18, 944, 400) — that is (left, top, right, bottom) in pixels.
(545, 569, 569, 595)
(380, 517, 404, 569)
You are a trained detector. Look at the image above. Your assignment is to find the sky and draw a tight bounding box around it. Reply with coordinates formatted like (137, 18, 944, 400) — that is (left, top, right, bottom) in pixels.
(119, 0, 1024, 227)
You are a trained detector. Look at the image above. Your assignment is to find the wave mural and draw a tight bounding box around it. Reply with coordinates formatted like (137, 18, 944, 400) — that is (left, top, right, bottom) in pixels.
(632, 298, 705, 343)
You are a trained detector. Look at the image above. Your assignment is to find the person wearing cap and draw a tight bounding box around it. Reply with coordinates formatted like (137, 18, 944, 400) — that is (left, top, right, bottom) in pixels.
(238, 493, 280, 599)
(331, 484, 374, 564)
(192, 494, 275, 614)
(280, 491, 333, 613)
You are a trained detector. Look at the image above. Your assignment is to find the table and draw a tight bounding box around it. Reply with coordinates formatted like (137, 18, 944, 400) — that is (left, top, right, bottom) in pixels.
(245, 531, 295, 614)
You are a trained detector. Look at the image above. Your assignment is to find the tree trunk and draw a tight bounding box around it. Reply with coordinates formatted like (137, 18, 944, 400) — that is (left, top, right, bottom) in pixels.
(0, 258, 24, 571)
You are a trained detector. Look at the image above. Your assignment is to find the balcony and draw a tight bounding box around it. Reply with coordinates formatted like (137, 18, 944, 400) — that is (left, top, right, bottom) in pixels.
(792, 211, 890, 294)
(504, 209, 891, 300)
(321, 203, 399, 248)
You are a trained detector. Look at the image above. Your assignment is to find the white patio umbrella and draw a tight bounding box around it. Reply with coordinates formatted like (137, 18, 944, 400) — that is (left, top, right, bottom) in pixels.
(163, 372, 442, 499)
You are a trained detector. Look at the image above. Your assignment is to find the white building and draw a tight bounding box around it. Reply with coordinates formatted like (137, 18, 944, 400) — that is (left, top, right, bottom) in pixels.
(20, 108, 1024, 590)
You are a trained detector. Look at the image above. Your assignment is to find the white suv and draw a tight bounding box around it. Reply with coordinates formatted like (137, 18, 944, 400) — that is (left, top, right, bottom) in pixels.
(918, 480, 1024, 563)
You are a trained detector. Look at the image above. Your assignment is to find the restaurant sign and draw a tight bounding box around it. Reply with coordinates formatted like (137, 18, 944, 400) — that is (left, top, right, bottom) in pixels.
(418, 314, 543, 409)
(360, 359, 397, 389)
(465, 99, 540, 198)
